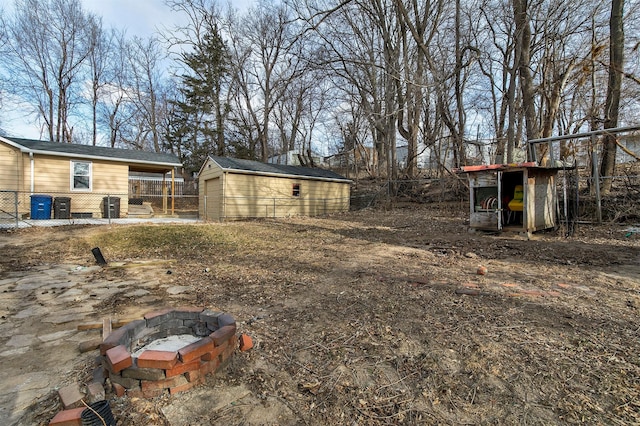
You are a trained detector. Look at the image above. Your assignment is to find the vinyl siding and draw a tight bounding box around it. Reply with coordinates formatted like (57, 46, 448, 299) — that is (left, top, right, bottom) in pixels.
(199, 160, 224, 220)
(198, 158, 350, 221)
(13, 154, 130, 217)
(0, 144, 21, 190)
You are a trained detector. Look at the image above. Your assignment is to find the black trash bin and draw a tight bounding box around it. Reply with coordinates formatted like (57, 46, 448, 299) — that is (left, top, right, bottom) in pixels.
(53, 197, 72, 219)
(102, 196, 120, 218)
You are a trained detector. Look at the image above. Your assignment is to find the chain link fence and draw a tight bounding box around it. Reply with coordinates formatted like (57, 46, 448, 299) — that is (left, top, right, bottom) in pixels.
(0, 190, 198, 230)
(3, 165, 637, 230)
(560, 163, 640, 227)
(202, 195, 351, 221)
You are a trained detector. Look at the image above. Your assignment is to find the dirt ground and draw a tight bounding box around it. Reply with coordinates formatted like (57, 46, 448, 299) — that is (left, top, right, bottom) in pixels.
(1, 202, 639, 425)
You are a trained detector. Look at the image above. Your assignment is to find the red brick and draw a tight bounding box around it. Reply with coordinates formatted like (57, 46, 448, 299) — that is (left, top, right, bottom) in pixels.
(220, 340, 236, 362)
(178, 337, 214, 363)
(199, 357, 220, 376)
(141, 375, 188, 392)
(201, 341, 226, 362)
(185, 369, 202, 383)
(137, 350, 178, 369)
(112, 382, 126, 397)
(57, 383, 84, 409)
(105, 345, 133, 373)
(165, 359, 201, 378)
(239, 334, 253, 352)
(49, 407, 85, 426)
(209, 325, 236, 346)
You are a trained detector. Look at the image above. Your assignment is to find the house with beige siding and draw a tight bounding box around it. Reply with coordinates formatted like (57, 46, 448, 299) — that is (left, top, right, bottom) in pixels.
(0, 136, 182, 219)
(198, 156, 351, 221)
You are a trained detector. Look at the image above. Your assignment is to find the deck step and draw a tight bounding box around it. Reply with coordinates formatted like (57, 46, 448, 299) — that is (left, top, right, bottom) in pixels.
(127, 203, 154, 218)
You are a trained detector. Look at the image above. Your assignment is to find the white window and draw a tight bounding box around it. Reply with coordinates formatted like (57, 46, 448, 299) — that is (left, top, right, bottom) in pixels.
(71, 161, 92, 191)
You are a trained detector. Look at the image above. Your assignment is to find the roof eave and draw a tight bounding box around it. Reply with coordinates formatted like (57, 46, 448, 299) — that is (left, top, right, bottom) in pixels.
(223, 167, 351, 183)
(22, 147, 181, 168)
(207, 156, 351, 183)
(2, 136, 182, 168)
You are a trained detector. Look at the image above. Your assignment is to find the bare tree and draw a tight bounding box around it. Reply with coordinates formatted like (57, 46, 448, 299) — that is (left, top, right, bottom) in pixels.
(97, 31, 137, 148)
(227, 0, 305, 161)
(4, 0, 95, 142)
(87, 19, 115, 146)
(125, 36, 168, 152)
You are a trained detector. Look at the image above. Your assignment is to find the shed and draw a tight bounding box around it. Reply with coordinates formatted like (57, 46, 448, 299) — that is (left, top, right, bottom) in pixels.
(198, 156, 351, 221)
(459, 162, 560, 235)
(0, 136, 182, 219)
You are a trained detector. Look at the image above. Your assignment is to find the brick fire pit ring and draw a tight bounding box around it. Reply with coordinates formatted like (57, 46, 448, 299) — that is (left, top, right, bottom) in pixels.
(99, 307, 237, 398)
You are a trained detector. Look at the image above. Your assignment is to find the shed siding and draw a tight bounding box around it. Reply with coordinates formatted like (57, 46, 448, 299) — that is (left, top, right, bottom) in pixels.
(532, 172, 556, 231)
(198, 159, 224, 220)
(223, 173, 349, 220)
(198, 157, 350, 221)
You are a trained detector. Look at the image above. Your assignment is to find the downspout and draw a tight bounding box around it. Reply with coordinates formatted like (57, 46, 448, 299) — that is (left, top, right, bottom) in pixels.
(29, 152, 35, 194)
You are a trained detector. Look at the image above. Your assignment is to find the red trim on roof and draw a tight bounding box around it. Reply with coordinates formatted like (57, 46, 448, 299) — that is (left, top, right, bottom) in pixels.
(459, 162, 537, 172)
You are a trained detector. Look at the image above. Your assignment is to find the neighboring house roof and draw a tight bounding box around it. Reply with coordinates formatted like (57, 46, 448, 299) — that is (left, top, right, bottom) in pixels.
(204, 156, 351, 183)
(1, 136, 182, 168)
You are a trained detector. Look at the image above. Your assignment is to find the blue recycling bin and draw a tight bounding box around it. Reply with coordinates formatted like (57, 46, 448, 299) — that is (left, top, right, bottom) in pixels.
(30, 194, 52, 220)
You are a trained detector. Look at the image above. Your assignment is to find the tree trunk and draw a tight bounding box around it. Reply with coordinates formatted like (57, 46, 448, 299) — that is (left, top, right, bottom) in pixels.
(513, 0, 539, 159)
(600, 0, 624, 194)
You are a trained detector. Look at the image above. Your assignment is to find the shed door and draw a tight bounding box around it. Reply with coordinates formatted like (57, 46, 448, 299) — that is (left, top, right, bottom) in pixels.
(204, 177, 221, 221)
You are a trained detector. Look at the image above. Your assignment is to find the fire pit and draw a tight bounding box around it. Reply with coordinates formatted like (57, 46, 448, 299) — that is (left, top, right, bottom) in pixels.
(99, 307, 237, 398)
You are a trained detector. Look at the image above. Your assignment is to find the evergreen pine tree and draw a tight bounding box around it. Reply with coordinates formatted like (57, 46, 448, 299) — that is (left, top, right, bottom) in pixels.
(167, 24, 229, 175)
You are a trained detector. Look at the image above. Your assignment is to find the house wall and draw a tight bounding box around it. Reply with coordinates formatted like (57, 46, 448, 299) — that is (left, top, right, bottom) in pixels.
(0, 143, 22, 191)
(15, 153, 130, 217)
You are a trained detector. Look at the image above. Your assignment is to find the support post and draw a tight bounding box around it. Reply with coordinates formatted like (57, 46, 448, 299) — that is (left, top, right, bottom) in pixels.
(14, 191, 19, 229)
(171, 169, 175, 216)
(591, 135, 602, 224)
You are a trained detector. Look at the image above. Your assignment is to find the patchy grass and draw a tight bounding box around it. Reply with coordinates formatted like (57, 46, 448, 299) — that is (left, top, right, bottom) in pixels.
(89, 225, 239, 259)
(2, 203, 640, 425)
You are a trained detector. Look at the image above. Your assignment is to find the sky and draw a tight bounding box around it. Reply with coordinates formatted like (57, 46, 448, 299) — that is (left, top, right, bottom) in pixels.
(2, 0, 255, 140)
(81, 0, 259, 38)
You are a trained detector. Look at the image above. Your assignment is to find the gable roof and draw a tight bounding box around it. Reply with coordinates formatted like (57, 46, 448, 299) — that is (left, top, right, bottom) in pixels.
(205, 156, 350, 182)
(1, 136, 182, 168)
